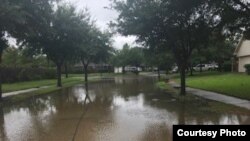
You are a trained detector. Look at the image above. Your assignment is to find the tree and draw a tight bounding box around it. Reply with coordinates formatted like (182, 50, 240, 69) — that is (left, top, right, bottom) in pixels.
(0, 0, 58, 100)
(112, 0, 214, 95)
(206, 33, 235, 72)
(126, 47, 144, 74)
(78, 25, 111, 82)
(0, 34, 8, 100)
(209, 0, 250, 39)
(118, 44, 130, 73)
(27, 4, 84, 87)
(144, 47, 174, 79)
(110, 44, 144, 74)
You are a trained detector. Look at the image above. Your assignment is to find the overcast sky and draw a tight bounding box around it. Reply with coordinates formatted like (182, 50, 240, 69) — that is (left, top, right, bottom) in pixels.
(65, 0, 137, 49)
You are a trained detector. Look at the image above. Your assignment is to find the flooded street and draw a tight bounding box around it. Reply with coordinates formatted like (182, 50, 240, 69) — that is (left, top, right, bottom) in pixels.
(1, 76, 250, 141)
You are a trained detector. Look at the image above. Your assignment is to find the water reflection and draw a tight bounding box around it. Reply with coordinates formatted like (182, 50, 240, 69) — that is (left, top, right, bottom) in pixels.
(0, 107, 7, 141)
(0, 76, 250, 141)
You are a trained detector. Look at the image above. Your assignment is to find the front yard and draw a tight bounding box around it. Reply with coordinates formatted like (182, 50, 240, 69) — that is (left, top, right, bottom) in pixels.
(178, 73, 250, 100)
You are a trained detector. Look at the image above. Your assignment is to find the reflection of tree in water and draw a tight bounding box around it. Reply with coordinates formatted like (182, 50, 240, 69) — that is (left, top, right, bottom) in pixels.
(91, 77, 250, 126)
(88, 80, 115, 111)
(0, 85, 94, 141)
(138, 122, 171, 141)
(0, 107, 7, 141)
(114, 76, 156, 99)
(144, 93, 250, 125)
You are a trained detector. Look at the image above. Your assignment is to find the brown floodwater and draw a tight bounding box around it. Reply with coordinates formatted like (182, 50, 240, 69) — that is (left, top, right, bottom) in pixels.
(1, 76, 250, 141)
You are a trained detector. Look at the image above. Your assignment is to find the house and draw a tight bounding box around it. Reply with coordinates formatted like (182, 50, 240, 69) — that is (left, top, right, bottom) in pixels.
(114, 67, 123, 73)
(234, 38, 250, 72)
(114, 66, 142, 74)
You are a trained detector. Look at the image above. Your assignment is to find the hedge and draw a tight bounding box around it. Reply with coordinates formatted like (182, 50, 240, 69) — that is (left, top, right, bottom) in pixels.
(244, 64, 250, 75)
(1, 67, 56, 83)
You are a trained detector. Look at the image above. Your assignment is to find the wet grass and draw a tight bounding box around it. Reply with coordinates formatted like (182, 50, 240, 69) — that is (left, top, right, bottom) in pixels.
(155, 81, 198, 101)
(155, 80, 250, 114)
(2, 77, 83, 93)
(5, 80, 84, 104)
(174, 72, 250, 100)
(0, 73, 126, 106)
(1, 74, 108, 106)
(2, 73, 117, 93)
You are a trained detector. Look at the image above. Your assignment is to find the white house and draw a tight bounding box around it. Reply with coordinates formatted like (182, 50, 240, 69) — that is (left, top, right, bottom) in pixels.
(114, 67, 123, 73)
(234, 38, 250, 72)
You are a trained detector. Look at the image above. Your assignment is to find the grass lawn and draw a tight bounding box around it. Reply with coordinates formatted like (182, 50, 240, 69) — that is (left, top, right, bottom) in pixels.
(176, 72, 250, 100)
(2, 77, 83, 93)
(2, 73, 117, 93)
(1, 73, 117, 104)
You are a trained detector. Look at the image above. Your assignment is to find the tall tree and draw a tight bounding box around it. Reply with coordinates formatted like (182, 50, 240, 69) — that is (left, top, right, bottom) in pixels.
(144, 47, 174, 79)
(209, 0, 250, 39)
(78, 26, 111, 82)
(0, 0, 58, 100)
(112, 0, 214, 95)
(28, 4, 83, 87)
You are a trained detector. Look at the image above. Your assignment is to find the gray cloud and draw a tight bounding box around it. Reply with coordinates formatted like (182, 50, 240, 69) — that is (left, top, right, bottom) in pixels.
(65, 0, 138, 49)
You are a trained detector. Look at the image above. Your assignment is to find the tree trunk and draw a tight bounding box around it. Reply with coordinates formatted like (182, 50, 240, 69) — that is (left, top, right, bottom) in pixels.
(56, 64, 62, 87)
(157, 67, 161, 80)
(199, 61, 202, 73)
(189, 65, 193, 76)
(64, 63, 68, 78)
(180, 66, 186, 95)
(84, 64, 88, 83)
(122, 66, 125, 74)
(0, 52, 2, 101)
(0, 107, 6, 139)
(218, 61, 222, 72)
(178, 102, 186, 124)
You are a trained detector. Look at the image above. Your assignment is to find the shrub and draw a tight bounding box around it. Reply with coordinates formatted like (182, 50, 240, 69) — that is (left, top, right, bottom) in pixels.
(1, 67, 56, 83)
(244, 64, 250, 75)
(222, 62, 232, 72)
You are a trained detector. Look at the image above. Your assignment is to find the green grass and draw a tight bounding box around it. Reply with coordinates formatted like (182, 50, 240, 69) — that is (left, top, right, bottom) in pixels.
(155, 79, 250, 114)
(1, 73, 114, 105)
(2, 79, 85, 105)
(2, 73, 117, 93)
(155, 81, 173, 90)
(175, 72, 250, 100)
(2, 77, 83, 93)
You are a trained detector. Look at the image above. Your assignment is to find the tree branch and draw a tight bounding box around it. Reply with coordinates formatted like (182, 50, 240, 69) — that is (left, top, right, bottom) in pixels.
(232, 0, 250, 13)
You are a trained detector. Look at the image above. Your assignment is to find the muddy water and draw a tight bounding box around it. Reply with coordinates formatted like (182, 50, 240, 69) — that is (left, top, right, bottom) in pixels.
(1, 76, 250, 141)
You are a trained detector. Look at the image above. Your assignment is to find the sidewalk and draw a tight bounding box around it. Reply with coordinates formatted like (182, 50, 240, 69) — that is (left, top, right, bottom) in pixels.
(3, 86, 50, 98)
(168, 81, 250, 110)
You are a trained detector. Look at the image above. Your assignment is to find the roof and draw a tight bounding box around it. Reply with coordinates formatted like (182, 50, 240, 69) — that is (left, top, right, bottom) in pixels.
(234, 37, 244, 56)
(234, 37, 250, 58)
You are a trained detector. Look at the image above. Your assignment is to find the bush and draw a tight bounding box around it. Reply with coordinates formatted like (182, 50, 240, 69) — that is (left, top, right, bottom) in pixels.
(1, 67, 56, 83)
(244, 64, 250, 75)
(222, 62, 232, 72)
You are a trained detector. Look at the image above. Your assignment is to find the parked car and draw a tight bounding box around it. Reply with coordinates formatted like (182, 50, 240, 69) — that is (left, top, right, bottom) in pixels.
(171, 66, 178, 73)
(208, 64, 218, 70)
(193, 64, 218, 71)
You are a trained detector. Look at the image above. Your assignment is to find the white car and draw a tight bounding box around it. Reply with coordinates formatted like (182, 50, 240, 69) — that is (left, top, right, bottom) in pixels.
(193, 64, 218, 71)
(171, 66, 178, 73)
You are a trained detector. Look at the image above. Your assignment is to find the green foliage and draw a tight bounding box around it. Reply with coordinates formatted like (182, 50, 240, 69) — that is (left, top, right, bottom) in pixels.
(113, 0, 216, 94)
(110, 44, 144, 68)
(209, 0, 250, 39)
(144, 48, 174, 71)
(2, 47, 50, 68)
(77, 25, 112, 65)
(1, 67, 56, 83)
(244, 64, 250, 75)
(155, 81, 171, 91)
(222, 61, 232, 72)
(2, 77, 82, 93)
